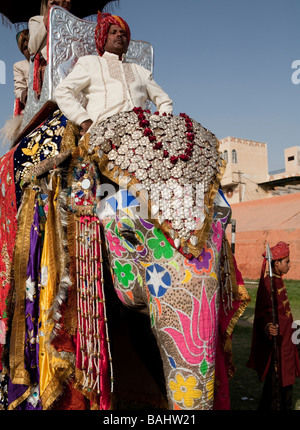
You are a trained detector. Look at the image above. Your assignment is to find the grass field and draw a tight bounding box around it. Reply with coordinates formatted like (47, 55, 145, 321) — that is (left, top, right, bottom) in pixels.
(229, 279, 300, 410)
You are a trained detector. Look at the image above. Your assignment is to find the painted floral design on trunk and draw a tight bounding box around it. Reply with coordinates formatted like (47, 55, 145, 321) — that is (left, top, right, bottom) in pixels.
(163, 285, 217, 365)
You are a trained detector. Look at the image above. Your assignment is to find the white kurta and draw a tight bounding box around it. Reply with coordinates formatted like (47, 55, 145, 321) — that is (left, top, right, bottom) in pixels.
(28, 15, 48, 60)
(55, 51, 173, 127)
(13, 59, 30, 100)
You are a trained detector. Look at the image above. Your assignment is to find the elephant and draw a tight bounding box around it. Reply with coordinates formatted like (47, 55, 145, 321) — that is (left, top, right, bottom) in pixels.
(0, 107, 250, 410)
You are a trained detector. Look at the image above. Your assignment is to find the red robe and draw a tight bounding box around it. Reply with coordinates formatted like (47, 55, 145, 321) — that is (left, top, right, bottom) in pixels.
(247, 274, 300, 387)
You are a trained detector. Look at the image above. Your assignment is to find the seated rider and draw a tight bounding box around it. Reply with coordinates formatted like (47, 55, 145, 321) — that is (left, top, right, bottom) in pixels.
(55, 12, 173, 136)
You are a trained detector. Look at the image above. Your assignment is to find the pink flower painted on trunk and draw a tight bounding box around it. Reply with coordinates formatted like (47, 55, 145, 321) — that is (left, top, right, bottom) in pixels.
(106, 230, 126, 256)
(163, 286, 217, 365)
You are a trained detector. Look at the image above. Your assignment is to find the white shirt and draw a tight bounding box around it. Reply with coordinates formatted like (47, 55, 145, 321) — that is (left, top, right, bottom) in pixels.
(55, 51, 173, 126)
(13, 59, 30, 99)
(28, 15, 48, 60)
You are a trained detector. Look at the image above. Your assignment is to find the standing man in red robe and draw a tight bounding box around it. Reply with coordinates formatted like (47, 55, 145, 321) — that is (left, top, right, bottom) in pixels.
(247, 241, 300, 410)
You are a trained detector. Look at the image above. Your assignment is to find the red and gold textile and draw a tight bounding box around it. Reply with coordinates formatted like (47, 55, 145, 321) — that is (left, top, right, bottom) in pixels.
(0, 148, 18, 370)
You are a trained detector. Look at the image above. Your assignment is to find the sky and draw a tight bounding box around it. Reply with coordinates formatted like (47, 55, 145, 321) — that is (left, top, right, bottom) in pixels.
(0, 0, 299, 172)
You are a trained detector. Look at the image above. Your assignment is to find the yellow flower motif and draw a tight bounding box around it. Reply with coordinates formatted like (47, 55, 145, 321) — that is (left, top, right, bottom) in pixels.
(169, 373, 202, 408)
(22, 142, 40, 156)
(206, 377, 214, 400)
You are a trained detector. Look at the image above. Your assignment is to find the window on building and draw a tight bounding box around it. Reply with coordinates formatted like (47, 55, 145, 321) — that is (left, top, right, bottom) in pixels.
(288, 156, 294, 161)
(232, 149, 237, 164)
(222, 150, 228, 162)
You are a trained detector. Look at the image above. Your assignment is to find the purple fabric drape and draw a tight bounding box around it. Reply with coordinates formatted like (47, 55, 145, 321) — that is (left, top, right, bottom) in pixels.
(8, 203, 43, 409)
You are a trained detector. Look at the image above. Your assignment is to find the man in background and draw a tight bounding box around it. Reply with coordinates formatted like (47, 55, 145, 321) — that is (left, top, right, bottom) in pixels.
(247, 241, 300, 410)
(13, 29, 30, 115)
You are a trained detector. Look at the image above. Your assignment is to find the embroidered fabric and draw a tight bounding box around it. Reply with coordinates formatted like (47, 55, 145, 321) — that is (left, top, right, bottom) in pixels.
(88, 109, 226, 257)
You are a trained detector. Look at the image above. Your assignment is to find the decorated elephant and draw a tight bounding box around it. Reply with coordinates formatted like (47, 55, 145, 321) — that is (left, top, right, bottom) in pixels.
(0, 106, 249, 410)
(92, 109, 249, 410)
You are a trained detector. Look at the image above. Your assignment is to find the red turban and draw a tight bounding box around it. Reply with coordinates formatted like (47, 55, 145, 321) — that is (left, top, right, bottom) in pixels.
(95, 12, 131, 56)
(261, 241, 290, 277)
(262, 241, 290, 261)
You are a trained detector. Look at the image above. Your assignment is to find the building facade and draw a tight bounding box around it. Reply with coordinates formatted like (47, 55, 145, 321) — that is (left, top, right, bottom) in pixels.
(219, 136, 269, 203)
(219, 137, 300, 202)
(219, 139, 300, 280)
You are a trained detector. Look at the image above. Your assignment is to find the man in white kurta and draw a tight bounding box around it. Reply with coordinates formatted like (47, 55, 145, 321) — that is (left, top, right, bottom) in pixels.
(28, 0, 72, 61)
(13, 60, 30, 105)
(55, 13, 173, 134)
(13, 29, 30, 113)
(28, 15, 48, 61)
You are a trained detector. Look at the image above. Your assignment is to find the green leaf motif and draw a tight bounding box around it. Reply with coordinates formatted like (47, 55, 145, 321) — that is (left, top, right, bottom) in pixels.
(148, 228, 174, 260)
(200, 359, 208, 376)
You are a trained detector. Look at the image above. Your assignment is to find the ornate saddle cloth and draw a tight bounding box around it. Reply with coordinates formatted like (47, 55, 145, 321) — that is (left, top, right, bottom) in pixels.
(87, 108, 226, 258)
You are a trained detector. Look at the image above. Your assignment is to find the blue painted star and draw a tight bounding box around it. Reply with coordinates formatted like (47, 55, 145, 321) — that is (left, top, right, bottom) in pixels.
(146, 263, 171, 297)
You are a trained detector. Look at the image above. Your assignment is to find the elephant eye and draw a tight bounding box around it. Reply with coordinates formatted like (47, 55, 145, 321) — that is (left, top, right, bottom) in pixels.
(119, 228, 140, 246)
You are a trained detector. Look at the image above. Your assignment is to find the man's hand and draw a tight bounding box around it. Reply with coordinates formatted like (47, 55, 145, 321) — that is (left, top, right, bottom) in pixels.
(267, 323, 279, 337)
(80, 119, 93, 136)
(20, 89, 28, 105)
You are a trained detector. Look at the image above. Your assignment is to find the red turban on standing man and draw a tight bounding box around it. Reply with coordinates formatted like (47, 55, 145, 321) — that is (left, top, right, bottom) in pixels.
(95, 12, 131, 56)
(261, 241, 290, 277)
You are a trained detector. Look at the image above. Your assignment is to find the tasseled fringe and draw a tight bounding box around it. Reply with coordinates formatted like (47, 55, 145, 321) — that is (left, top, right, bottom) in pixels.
(49, 184, 73, 342)
(0, 14, 27, 32)
(220, 237, 233, 315)
(50, 274, 72, 327)
(44, 340, 76, 367)
(0, 13, 13, 29)
(219, 236, 251, 339)
(0, 115, 23, 148)
(76, 216, 112, 408)
(102, 0, 120, 13)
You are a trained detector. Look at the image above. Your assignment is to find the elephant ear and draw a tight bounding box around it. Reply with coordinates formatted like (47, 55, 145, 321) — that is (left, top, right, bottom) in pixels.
(88, 109, 227, 258)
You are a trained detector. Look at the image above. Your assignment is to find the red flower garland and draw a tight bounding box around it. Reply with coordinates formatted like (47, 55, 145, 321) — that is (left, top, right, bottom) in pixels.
(133, 107, 195, 165)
